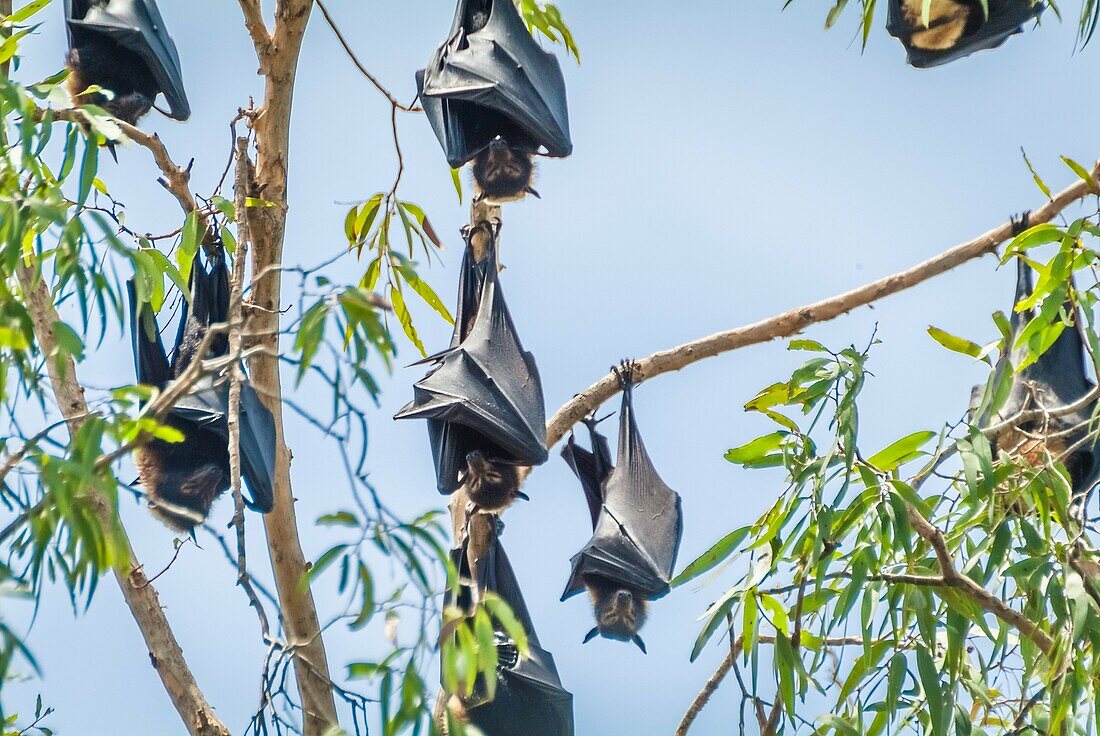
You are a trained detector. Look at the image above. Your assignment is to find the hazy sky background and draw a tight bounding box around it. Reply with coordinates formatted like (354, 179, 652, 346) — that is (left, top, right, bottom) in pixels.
(7, 1, 1100, 734)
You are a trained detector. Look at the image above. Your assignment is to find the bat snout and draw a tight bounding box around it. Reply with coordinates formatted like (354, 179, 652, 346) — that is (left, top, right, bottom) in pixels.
(465, 450, 491, 472)
(615, 590, 633, 604)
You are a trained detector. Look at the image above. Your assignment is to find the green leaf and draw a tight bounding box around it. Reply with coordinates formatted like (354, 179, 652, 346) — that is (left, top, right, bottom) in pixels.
(1061, 155, 1098, 190)
(672, 526, 749, 587)
(916, 647, 945, 736)
(317, 511, 358, 527)
(1021, 148, 1052, 199)
(395, 263, 454, 325)
(390, 285, 426, 357)
(867, 431, 936, 471)
(482, 593, 529, 658)
(927, 326, 983, 359)
(449, 168, 463, 204)
(725, 432, 786, 465)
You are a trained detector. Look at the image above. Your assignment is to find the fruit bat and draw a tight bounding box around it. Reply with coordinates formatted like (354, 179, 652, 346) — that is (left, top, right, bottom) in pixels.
(128, 246, 275, 532)
(974, 258, 1100, 501)
(560, 364, 683, 652)
(887, 0, 1044, 68)
(394, 227, 548, 503)
(445, 532, 574, 736)
(64, 0, 190, 124)
(416, 0, 572, 203)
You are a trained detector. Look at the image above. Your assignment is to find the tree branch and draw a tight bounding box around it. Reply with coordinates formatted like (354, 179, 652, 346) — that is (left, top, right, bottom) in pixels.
(236, 1, 340, 732)
(229, 136, 271, 639)
(237, 0, 272, 62)
(893, 505, 1055, 655)
(14, 265, 230, 736)
(545, 161, 1100, 448)
(676, 636, 744, 736)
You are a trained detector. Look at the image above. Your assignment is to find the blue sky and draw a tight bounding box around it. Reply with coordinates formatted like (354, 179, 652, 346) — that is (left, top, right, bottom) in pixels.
(7, 1, 1100, 734)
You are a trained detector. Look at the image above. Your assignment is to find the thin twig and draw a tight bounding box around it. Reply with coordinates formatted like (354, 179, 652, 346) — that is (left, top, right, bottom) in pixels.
(313, 0, 422, 113)
(229, 135, 271, 639)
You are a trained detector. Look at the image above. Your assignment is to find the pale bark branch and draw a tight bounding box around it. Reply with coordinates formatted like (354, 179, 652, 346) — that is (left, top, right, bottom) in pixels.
(32, 108, 197, 215)
(676, 636, 744, 736)
(237, 1, 340, 732)
(14, 264, 230, 736)
(229, 136, 271, 638)
(237, 0, 272, 62)
(545, 160, 1100, 448)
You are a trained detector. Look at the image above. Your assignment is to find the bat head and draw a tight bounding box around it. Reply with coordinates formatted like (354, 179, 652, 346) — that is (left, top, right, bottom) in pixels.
(140, 460, 225, 532)
(586, 577, 649, 642)
(135, 426, 230, 532)
(463, 450, 522, 512)
(472, 137, 536, 204)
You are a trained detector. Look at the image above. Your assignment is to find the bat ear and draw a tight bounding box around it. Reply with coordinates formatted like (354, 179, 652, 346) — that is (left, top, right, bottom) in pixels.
(525, 186, 541, 199)
(582, 627, 599, 644)
(632, 635, 647, 654)
(515, 491, 531, 502)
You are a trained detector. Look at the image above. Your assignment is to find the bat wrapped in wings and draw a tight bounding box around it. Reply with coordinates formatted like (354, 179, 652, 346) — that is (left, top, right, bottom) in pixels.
(973, 258, 1100, 502)
(886, 0, 1044, 68)
(560, 363, 683, 652)
(128, 244, 275, 532)
(64, 0, 190, 124)
(395, 224, 548, 509)
(444, 532, 574, 736)
(416, 0, 572, 203)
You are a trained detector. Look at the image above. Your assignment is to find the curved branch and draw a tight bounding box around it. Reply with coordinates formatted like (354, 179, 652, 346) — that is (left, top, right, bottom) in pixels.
(676, 636, 744, 736)
(313, 0, 422, 113)
(14, 265, 230, 736)
(546, 160, 1100, 448)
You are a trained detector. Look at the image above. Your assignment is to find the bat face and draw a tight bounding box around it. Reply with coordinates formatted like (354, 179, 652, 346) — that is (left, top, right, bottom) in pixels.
(901, 0, 977, 50)
(586, 575, 648, 641)
(462, 450, 522, 512)
(134, 417, 230, 532)
(472, 138, 536, 204)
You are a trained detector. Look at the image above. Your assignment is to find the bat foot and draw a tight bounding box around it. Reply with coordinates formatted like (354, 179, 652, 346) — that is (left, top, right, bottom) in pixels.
(611, 359, 641, 390)
(1010, 211, 1031, 237)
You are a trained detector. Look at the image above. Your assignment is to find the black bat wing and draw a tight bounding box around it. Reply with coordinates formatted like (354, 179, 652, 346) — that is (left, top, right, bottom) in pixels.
(467, 648, 574, 736)
(887, 0, 1044, 68)
(446, 537, 574, 736)
(561, 417, 613, 529)
(409, 242, 489, 367)
(417, 0, 571, 168)
(977, 259, 1100, 494)
(562, 382, 682, 601)
(64, 0, 190, 119)
(169, 250, 230, 377)
(395, 244, 548, 492)
(127, 279, 171, 388)
(171, 377, 276, 513)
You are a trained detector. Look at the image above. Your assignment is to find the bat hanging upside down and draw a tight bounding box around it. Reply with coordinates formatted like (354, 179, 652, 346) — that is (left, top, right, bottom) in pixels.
(472, 137, 541, 204)
(129, 246, 275, 533)
(64, 0, 190, 126)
